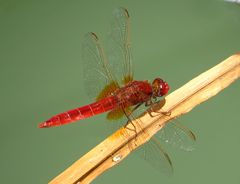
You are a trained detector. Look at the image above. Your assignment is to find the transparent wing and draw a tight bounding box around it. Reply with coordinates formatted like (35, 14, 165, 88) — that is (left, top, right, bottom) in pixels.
(122, 109, 173, 174)
(107, 7, 133, 85)
(121, 105, 195, 173)
(136, 137, 173, 175)
(156, 121, 196, 151)
(82, 32, 119, 100)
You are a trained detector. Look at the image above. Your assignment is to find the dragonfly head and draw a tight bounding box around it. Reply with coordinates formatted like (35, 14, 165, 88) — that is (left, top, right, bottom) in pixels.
(152, 78, 170, 97)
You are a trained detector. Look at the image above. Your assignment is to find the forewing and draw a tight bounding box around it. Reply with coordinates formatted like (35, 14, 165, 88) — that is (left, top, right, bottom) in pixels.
(107, 7, 133, 85)
(156, 121, 196, 151)
(82, 32, 119, 100)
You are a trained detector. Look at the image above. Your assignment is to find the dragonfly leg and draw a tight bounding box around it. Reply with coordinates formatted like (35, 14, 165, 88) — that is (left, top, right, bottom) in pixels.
(123, 108, 137, 131)
(146, 98, 171, 117)
(122, 103, 142, 126)
(128, 103, 143, 116)
(148, 107, 171, 117)
(122, 108, 138, 146)
(122, 103, 143, 143)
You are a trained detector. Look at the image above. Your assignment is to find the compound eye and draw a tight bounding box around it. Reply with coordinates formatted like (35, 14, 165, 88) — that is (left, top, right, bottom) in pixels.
(160, 82, 169, 96)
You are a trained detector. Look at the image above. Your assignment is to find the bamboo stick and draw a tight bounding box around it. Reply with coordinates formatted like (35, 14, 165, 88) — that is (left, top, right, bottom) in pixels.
(49, 53, 240, 184)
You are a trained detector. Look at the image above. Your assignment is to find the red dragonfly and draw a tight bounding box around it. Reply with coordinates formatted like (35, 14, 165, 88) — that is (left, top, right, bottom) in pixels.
(39, 8, 195, 173)
(39, 8, 169, 129)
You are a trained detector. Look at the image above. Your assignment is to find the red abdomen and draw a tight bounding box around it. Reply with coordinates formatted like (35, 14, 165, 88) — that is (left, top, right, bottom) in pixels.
(39, 96, 118, 128)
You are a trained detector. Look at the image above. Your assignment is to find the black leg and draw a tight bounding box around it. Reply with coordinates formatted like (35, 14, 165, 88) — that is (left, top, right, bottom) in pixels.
(122, 103, 144, 137)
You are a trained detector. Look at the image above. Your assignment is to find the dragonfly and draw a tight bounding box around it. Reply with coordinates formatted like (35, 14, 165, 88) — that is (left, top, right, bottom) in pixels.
(39, 8, 169, 129)
(39, 7, 195, 173)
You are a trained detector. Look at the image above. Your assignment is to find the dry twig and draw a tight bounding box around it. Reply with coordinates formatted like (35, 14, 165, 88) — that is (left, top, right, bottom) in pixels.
(49, 53, 240, 184)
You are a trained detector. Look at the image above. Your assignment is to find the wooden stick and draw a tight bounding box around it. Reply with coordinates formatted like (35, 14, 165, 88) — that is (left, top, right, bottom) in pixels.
(49, 53, 240, 184)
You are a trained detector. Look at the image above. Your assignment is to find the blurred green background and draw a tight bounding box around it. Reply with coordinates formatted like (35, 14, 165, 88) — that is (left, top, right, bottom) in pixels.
(0, 0, 240, 183)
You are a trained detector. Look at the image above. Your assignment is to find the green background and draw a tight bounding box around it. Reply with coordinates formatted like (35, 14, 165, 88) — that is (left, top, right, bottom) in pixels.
(0, 0, 240, 183)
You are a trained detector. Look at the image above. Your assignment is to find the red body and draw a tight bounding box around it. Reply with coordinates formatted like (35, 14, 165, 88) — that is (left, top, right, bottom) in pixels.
(39, 81, 153, 128)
